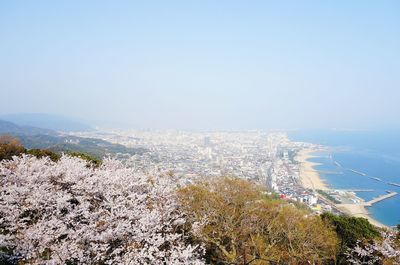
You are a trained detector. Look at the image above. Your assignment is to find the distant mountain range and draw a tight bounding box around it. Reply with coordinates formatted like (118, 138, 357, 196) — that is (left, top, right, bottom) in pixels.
(0, 119, 146, 159)
(0, 119, 55, 136)
(0, 113, 93, 132)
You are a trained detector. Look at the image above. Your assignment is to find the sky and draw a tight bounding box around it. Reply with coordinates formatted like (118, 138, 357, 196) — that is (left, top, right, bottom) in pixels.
(0, 0, 399, 130)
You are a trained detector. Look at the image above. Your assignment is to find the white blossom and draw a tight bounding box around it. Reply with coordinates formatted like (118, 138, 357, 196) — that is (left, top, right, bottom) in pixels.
(0, 155, 204, 264)
(346, 231, 400, 264)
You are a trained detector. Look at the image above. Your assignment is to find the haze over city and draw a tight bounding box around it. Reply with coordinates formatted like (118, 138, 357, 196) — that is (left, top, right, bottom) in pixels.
(1, 0, 399, 130)
(2, 1, 400, 264)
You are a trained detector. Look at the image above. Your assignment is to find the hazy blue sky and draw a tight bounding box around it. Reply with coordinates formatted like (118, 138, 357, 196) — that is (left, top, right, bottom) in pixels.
(0, 1, 399, 130)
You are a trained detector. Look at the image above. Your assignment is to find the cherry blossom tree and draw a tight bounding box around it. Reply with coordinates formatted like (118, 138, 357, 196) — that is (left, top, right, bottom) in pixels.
(0, 155, 204, 264)
(346, 231, 400, 264)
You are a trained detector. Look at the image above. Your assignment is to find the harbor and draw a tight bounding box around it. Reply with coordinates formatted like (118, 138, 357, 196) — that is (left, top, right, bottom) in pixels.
(302, 152, 400, 228)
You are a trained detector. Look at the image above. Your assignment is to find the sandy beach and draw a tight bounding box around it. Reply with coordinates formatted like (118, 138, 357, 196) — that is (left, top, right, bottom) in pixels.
(296, 148, 328, 190)
(296, 148, 388, 228)
(336, 203, 387, 228)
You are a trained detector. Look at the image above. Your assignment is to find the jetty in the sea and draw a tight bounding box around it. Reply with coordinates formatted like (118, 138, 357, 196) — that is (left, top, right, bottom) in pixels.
(363, 192, 398, 207)
(370, 177, 382, 182)
(349, 169, 367, 176)
(317, 170, 344, 175)
(388, 182, 400, 187)
(341, 189, 374, 192)
(333, 161, 343, 168)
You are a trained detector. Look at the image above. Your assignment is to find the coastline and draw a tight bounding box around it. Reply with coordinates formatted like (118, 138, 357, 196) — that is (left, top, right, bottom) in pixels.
(296, 148, 328, 190)
(296, 148, 388, 229)
(336, 203, 387, 228)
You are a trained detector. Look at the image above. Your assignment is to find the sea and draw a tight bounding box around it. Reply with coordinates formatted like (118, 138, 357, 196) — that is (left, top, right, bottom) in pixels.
(289, 130, 400, 227)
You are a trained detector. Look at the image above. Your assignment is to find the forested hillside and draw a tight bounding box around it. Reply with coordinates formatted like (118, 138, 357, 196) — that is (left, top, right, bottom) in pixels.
(0, 121, 146, 159)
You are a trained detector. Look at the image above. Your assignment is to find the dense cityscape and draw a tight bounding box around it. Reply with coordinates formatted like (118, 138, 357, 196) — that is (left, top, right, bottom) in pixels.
(71, 130, 340, 214)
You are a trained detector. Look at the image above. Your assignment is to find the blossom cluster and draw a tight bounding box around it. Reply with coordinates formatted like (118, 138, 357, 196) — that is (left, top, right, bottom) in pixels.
(346, 231, 400, 264)
(0, 155, 204, 264)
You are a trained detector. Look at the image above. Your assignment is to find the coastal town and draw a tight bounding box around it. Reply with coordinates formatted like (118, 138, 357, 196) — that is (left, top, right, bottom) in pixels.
(2, 0, 400, 262)
(69, 130, 399, 228)
(70, 130, 358, 217)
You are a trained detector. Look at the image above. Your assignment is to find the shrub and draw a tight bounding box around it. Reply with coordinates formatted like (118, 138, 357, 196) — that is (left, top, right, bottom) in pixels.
(26, 149, 61, 162)
(321, 213, 380, 248)
(178, 177, 338, 264)
(66, 151, 101, 167)
(0, 135, 26, 161)
(321, 212, 381, 263)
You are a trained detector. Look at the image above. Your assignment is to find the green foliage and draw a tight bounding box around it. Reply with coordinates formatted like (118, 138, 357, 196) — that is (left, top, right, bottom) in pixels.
(317, 189, 342, 204)
(322, 213, 380, 247)
(18, 134, 146, 159)
(27, 149, 61, 162)
(321, 212, 380, 263)
(0, 134, 102, 167)
(26, 150, 101, 166)
(67, 152, 101, 167)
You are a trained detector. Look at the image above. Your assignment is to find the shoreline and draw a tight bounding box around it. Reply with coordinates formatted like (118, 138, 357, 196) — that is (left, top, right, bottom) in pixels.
(336, 203, 387, 228)
(296, 148, 388, 229)
(296, 148, 328, 191)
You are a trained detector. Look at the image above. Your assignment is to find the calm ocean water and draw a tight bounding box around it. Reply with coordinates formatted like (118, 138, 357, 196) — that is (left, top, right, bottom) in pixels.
(289, 130, 400, 227)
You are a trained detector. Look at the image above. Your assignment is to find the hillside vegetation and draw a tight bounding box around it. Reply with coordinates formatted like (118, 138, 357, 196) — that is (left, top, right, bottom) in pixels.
(0, 135, 100, 165)
(0, 119, 147, 159)
(0, 140, 399, 264)
(178, 178, 338, 264)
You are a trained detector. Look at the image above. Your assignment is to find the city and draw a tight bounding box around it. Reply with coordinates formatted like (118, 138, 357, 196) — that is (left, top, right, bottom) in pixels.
(71, 130, 338, 214)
